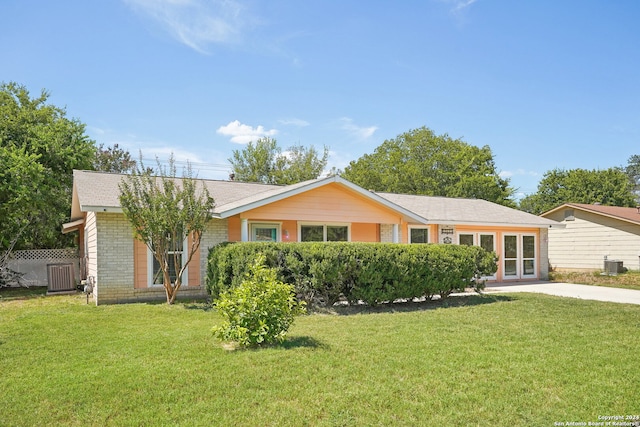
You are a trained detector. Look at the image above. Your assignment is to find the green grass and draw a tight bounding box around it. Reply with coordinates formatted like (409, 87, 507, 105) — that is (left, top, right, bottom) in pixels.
(1, 291, 639, 426)
(550, 269, 640, 290)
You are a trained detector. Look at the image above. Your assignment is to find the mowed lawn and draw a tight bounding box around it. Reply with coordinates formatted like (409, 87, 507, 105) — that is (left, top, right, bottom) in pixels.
(1, 289, 639, 426)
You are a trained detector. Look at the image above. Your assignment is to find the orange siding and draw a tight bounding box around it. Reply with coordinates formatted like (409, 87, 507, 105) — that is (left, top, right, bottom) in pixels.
(133, 239, 147, 288)
(242, 183, 403, 224)
(281, 219, 297, 242)
(228, 216, 241, 242)
(352, 223, 379, 242)
(187, 233, 201, 287)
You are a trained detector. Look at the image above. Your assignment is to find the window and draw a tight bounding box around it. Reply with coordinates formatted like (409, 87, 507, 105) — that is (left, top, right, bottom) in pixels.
(149, 235, 186, 286)
(251, 223, 280, 242)
(327, 225, 348, 242)
(300, 224, 349, 242)
(458, 232, 496, 280)
(522, 235, 536, 275)
(503, 234, 518, 278)
(409, 227, 429, 244)
(480, 234, 494, 253)
(502, 234, 536, 279)
(564, 209, 575, 221)
(458, 233, 474, 246)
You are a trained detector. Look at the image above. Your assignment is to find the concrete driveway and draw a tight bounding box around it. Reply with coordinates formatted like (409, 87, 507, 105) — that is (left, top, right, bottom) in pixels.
(484, 281, 640, 305)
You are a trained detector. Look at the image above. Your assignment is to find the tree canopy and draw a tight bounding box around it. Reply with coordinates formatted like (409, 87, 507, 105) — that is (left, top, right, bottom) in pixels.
(518, 167, 637, 215)
(119, 157, 214, 304)
(94, 143, 136, 173)
(0, 82, 95, 250)
(229, 137, 329, 184)
(625, 154, 640, 202)
(341, 126, 515, 206)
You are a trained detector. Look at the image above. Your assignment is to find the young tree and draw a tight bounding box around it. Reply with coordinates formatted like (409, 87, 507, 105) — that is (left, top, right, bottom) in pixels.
(229, 137, 329, 184)
(119, 156, 215, 304)
(519, 167, 637, 214)
(341, 126, 515, 206)
(0, 82, 95, 250)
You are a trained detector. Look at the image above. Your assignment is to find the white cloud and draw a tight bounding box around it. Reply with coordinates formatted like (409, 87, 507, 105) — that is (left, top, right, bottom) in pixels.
(123, 0, 247, 53)
(278, 118, 310, 127)
(339, 117, 378, 140)
(217, 120, 278, 144)
(451, 0, 477, 13)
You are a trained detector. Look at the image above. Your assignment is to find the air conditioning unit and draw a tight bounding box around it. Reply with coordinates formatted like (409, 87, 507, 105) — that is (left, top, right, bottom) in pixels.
(604, 260, 623, 275)
(47, 263, 75, 292)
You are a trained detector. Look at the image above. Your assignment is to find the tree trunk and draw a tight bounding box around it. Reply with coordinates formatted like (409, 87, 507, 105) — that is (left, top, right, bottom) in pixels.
(164, 281, 181, 305)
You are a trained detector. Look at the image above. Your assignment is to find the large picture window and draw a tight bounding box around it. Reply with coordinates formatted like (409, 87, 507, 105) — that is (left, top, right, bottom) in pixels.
(300, 224, 349, 242)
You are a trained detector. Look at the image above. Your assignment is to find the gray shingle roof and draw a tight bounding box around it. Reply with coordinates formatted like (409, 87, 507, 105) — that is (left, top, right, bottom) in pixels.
(71, 170, 558, 228)
(72, 170, 284, 216)
(377, 192, 558, 228)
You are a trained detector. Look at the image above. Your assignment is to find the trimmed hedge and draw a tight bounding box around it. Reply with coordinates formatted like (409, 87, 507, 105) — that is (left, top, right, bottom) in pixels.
(207, 242, 498, 307)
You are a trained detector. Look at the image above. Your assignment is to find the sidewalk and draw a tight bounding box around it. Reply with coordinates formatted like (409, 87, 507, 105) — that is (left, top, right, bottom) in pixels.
(484, 281, 640, 305)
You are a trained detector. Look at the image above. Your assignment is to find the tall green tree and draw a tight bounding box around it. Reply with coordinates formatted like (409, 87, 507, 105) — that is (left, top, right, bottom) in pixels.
(229, 137, 329, 184)
(519, 168, 637, 215)
(341, 126, 515, 206)
(0, 82, 95, 250)
(119, 156, 214, 305)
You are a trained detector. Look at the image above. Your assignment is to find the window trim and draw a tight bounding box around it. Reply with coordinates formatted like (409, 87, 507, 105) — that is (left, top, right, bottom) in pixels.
(457, 232, 497, 280)
(147, 237, 188, 287)
(298, 222, 351, 242)
(502, 233, 537, 280)
(408, 226, 430, 244)
(249, 222, 282, 242)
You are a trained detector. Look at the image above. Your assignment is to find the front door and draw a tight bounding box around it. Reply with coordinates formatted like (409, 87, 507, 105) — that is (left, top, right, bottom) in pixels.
(503, 234, 537, 280)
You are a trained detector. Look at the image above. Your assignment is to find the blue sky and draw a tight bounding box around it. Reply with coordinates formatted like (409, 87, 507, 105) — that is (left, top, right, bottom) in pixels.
(3, 1, 639, 199)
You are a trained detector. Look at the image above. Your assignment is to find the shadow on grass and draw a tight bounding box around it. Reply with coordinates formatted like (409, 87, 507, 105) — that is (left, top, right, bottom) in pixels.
(220, 335, 328, 352)
(281, 335, 328, 350)
(312, 293, 515, 316)
(0, 286, 47, 301)
(181, 300, 214, 312)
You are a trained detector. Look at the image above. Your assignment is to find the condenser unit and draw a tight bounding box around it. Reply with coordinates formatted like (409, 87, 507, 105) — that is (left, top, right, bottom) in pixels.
(47, 263, 75, 292)
(603, 260, 623, 275)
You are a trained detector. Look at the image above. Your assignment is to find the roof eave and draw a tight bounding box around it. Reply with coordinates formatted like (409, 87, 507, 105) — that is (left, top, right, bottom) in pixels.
(82, 205, 124, 214)
(429, 220, 563, 229)
(541, 203, 640, 227)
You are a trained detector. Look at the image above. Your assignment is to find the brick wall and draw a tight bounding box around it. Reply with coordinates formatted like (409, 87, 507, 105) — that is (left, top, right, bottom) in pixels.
(93, 213, 226, 305)
(378, 224, 404, 243)
(380, 224, 394, 243)
(199, 219, 229, 284)
(94, 212, 135, 304)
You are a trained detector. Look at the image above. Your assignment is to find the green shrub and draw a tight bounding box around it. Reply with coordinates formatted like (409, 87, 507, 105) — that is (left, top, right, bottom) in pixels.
(207, 242, 498, 308)
(212, 254, 306, 347)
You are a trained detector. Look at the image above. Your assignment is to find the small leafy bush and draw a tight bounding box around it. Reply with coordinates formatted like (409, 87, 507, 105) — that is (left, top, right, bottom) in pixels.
(212, 254, 306, 347)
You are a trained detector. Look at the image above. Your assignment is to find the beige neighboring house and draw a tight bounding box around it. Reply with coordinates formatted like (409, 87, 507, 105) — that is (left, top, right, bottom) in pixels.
(541, 203, 640, 272)
(63, 170, 559, 305)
